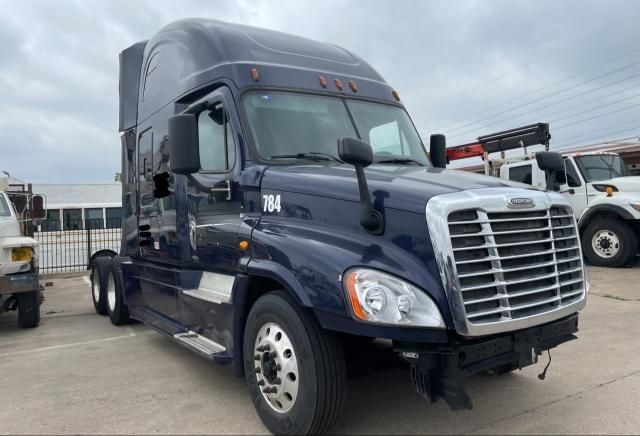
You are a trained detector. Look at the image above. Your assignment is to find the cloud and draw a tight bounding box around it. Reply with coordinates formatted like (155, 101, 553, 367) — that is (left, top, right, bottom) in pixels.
(0, 0, 639, 182)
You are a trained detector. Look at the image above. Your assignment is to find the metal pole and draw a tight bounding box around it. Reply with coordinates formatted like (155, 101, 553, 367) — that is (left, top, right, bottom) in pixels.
(86, 225, 92, 268)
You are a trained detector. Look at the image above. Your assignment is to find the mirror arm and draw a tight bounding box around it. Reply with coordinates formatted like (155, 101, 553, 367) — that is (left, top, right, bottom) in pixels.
(354, 165, 383, 233)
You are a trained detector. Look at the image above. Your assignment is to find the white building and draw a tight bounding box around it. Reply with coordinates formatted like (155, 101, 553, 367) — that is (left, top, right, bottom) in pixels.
(32, 183, 122, 231)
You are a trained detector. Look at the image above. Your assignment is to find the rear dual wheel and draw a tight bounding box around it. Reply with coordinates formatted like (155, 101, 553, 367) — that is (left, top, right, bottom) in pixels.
(90, 256, 130, 325)
(243, 291, 346, 435)
(90, 256, 111, 315)
(105, 258, 130, 326)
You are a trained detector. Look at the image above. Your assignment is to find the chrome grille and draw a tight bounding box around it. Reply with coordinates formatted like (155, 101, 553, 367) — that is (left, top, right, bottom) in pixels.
(448, 205, 585, 325)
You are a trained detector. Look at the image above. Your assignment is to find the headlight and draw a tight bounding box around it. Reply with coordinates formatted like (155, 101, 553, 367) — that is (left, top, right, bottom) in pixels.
(343, 268, 445, 328)
(11, 247, 32, 262)
(630, 203, 640, 213)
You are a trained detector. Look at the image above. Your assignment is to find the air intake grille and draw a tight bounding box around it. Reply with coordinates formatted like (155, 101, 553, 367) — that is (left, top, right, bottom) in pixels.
(448, 206, 585, 325)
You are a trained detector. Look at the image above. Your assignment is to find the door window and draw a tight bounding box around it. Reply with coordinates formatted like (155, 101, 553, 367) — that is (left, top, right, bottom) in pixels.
(198, 103, 236, 172)
(508, 164, 533, 185)
(565, 160, 582, 187)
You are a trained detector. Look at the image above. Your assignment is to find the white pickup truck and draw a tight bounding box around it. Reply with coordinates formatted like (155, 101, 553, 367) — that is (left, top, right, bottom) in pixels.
(0, 189, 41, 327)
(500, 152, 640, 267)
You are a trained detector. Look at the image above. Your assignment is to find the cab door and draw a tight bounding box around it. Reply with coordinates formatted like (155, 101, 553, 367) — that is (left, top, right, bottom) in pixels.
(180, 86, 245, 337)
(559, 158, 588, 218)
(136, 124, 179, 323)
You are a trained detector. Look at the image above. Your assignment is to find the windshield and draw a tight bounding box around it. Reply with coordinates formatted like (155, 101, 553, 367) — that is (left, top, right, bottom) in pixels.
(242, 91, 430, 166)
(0, 194, 12, 218)
(574, 155, 630, 182)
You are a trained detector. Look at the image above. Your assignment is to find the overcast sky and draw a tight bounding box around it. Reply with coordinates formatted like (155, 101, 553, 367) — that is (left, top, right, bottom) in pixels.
(1, 0, 639, 183)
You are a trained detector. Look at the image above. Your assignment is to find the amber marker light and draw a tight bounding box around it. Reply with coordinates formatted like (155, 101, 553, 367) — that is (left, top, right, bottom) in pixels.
(345, 271, 368, 321)
(348, 80, 357, 92)
(392, 90, 400, 101)
(334, 78, 343, 90)
(251, 68, 260, 82)
(239, 240, 250, 251)
(606, 186, 614, 197)
(319, 75, 327, 88)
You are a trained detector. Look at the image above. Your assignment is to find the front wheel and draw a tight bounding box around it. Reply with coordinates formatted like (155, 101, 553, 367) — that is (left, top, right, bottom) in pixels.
(17, 291, 40, 328)
(243, 291, 346, 435)
(582, 220, 637, 267)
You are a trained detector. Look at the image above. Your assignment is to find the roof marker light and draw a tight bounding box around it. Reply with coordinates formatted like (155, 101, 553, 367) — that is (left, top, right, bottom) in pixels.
(334, 79, 343, 90)
(392, 90, 400, 101)
(251, 68, 260, 82)
(319, 75, 327, 88)
(348, 80, 358, 92)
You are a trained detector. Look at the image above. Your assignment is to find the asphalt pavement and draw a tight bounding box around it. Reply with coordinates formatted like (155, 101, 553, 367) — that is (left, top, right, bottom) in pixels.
(0, 266, 638, 434)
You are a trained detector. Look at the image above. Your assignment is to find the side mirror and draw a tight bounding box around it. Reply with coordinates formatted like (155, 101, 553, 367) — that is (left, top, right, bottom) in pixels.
(429, 134, 447, 168)
(536, 151, 564, 191)
(31, 195, 46, 220)
(337, 137, 383, 234)
(337, 137, 373, 167)
(169, 114, 200, 174)
(536, 151, 564, 172)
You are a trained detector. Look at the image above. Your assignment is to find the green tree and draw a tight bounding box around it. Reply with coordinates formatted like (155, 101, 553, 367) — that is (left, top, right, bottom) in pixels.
(114, 172, 123, 182)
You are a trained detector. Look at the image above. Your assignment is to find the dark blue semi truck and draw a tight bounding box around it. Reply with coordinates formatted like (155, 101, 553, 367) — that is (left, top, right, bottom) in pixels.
(90, 18, 588, 434)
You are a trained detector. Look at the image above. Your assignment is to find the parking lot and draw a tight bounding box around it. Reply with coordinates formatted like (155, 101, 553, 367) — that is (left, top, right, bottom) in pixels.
(0, 266, 638, 435)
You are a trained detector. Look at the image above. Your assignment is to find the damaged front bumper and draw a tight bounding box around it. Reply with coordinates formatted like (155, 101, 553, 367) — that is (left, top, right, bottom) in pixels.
(397, 313, 579, 411)
(0, 271, 40, 295)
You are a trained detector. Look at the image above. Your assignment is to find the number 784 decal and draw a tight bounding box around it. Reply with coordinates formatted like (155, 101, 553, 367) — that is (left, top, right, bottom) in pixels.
(262, 194, 282, 213)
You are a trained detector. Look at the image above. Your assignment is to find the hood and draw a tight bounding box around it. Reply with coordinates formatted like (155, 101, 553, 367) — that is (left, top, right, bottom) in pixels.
(597, 176, 640, 193)
(261, 164, 530, 213)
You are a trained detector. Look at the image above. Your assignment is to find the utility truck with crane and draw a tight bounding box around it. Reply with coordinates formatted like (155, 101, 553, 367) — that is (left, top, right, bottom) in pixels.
(0, 180, 46, 328)
(446, 123, 640, 267)
(92, 20, 589, 434)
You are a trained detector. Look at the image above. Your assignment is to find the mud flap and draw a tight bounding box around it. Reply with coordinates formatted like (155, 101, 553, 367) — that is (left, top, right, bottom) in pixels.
(408, 352, 472, 411)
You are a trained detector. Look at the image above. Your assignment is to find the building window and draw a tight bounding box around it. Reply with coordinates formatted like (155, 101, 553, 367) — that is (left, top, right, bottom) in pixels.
(106, 207, 122, 229)
(63, 209, 83, 230)
(85, 208, 104, 229)
(41, 209, 61, 232)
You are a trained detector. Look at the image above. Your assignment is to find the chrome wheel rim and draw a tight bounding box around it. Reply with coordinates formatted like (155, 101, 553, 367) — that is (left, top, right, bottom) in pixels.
(253, 322, 299, 413)
(592, 230, 620, 258)
(107, 272, 116, 312)
(92, 270, 100, 303)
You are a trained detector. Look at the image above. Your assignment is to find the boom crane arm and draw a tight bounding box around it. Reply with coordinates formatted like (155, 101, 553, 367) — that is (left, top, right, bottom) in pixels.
(445, 123, 551, 162)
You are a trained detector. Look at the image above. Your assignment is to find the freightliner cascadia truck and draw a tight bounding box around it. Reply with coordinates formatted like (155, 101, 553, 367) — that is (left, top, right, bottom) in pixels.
(91, 19, 589, 434)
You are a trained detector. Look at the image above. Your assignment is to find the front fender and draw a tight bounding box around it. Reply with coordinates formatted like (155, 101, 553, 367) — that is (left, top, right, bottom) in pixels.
(248, 207, 453, 329)
(579, 201, 638, 230)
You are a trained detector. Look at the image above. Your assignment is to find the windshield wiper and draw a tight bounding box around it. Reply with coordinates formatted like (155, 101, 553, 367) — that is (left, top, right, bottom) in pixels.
(375, 157, 424, 166)
(271, 152, 344, 163)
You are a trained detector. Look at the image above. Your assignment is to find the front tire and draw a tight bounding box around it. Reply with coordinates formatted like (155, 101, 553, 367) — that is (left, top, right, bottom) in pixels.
(17, 291, 40, 328)
(106, 258, 131, 325)
(243, 291, 346, 435)
(582, 220, 637, 267)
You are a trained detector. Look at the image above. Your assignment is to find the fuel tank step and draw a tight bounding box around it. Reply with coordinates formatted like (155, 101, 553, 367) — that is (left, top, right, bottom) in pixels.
(173, 331, 226, 359)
